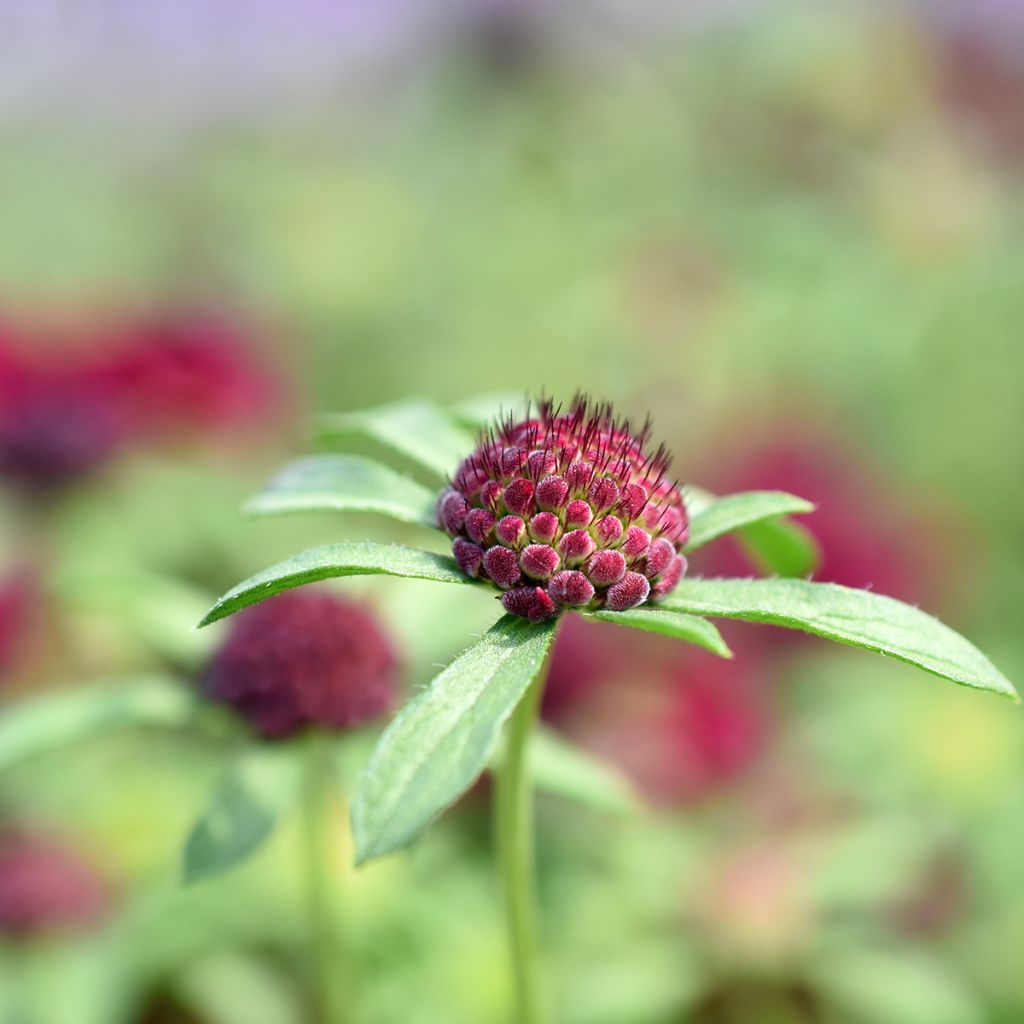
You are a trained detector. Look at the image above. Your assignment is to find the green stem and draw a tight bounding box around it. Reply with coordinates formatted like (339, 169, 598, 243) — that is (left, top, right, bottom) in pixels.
(301, 737, 346, 1024)
(495, 672, 548, 1024)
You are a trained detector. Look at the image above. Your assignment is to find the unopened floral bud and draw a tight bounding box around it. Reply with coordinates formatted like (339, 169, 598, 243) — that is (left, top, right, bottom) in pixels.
(564, 461, 593, 493)
(587, 550, 627, 586)
(453, 537, 485, 578)
(645, 537, 676, 578)
(495, 514, 526, 547)
(653, 555, 687, 598)
(536, 475, 570, 510)
(527, 449, 557, 477)
(559, 529, 596, 565)
(622, 525, 651, 558)
(564, 499, 593, 529)
(437, 490, 469, 534)
(481, 480, 504, 508)
(465, 507, 496, 544)
(203, 590, 399, 738)
(594, 515, 624, 546)
(605, 571, 651, 611)
(502, 586, 557, 622)
(443, 396, 688, 620)
(500, 447, 528, 475)
(588, 477, 619, 512)
(521, 544, 561, 580)
(529, 512, 559, 543)
(483, 545, 522, 589)
(549, 570, 595, 607)
(619, 483, 648, 519)
(503, 478, 535, 517)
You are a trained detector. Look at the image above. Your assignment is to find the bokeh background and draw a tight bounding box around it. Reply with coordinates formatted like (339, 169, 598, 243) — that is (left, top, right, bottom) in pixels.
(2, 1, 1023, 1021)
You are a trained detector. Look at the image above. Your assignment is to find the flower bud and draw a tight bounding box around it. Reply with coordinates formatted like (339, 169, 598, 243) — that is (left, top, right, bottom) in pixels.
(529, 512, 559, 543)
(605, 572, 651, 611)
(536, 475, 570, 510)
(441, 396, 688, 620)
(594, 515, 624, 546)
(587, 550, 627, 586)
(521, 544, 561, 580)
(549, 570, 596, 608)
(564, 499, 593, 529)
(503, 477, 536, 517)
(495, 514, 526, 547)
(465, 507, 496, 544)
(203, 590, 399, 738)
(483, 545, 522, 589)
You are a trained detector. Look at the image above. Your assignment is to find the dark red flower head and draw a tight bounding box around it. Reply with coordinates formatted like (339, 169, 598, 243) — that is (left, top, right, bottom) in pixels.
(0, 826, 110, 939)
(438, 396, 688, 621)
(0, 333, 125, 492)
(203, 590, 400, 740)
(95, 311, 277, 436)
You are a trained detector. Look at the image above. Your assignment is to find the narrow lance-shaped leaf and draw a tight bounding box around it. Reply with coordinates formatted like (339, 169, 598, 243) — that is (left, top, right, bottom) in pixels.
(491, 724, 638, 815)
(0, 677, 196, 774)
(244, 454, 437, 526)
(182, 745, 300, 884)
(660, 578, 1017, 700)
(685, 485, 820, 578)
(587, 608, 732, 658)
(738, 516, 820, 579)
(317, 399, 474, 480)
(352, 616, 559, 864)
(198, 542, 476, 628)
(685, 490, 815, 552)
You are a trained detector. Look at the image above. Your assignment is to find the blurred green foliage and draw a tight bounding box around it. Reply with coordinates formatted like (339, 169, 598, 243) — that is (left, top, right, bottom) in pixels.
(2, 2, 1023, 1022)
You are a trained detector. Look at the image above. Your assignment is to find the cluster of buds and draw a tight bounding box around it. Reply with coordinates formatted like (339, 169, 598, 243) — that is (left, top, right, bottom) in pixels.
(438, 397, 688, 621)
(203, 590, 400, 739)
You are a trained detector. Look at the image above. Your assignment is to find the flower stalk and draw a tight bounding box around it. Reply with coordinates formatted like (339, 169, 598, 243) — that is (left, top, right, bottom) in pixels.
(495, 669, 549, 1024)
(301, 736, 347, 1024)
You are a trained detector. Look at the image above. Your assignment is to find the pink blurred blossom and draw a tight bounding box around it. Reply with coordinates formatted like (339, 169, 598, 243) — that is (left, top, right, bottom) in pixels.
(0, 825, 110, 939)
(543, 616, 770, 805)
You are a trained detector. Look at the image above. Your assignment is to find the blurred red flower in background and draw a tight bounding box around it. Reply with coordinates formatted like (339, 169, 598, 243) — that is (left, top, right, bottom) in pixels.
(94, 311, 278, 438)
(689, 421, 956, 608)
(0, 825, 110, 939)
(543, 616, 770, 806)
(202, 589, 401, 740)
(0, 570, 38, 686)
(0, 310, 279, 493)
(0, 327, 126, 492)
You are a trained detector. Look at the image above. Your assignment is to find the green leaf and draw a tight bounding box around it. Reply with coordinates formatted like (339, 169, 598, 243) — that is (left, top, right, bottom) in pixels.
(198, 542, 475, 627)
(182, 746, 300, 884)
(317, 399, 474, 480)
(244, 454, 437, 526)
(685, 490, 814, 552)
(662, 578, 1017, 700)
(0, 677, 195, 774)
(352, 616, 559, 863)
(587, 608, 732, 658)
(685, 484, 820, 578)
(492, 724, 638, 815)
(737, 516, 821, 578)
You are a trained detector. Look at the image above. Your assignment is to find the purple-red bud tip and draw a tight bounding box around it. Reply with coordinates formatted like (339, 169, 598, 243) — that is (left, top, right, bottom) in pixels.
(605, 572, 651, 611)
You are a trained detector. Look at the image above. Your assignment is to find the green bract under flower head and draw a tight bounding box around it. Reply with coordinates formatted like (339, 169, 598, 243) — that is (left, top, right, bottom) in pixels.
(438, 396, 688, 621)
